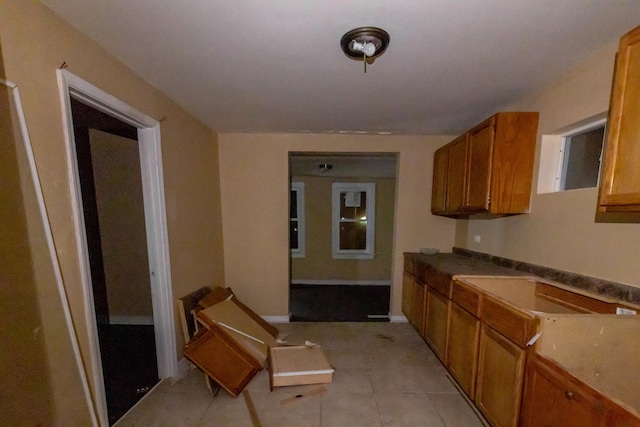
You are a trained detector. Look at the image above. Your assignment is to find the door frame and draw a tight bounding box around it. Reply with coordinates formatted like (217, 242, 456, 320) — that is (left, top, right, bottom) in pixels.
(57, 69, 176, 425)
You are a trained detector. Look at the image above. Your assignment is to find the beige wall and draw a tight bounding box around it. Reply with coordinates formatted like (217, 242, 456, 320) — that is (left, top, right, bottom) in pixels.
(0, 0, 225, 419)
(291, 175, 395, 282)
(218, 133, 456, 317)
(456, 42, 640, 289)
(0, 65, 58, 426)
(90, 129, 153, 319)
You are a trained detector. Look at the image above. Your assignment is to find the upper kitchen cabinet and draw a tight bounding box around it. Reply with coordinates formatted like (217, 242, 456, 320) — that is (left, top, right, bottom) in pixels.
(431, 112, 539, 219)
(431, 144, 450, 214)
(598, 25, 640, 213)
(446, 134, 469, 213)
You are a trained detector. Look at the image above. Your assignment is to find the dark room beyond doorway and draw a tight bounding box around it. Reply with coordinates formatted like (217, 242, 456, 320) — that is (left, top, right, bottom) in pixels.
(289, 153, 397, 322)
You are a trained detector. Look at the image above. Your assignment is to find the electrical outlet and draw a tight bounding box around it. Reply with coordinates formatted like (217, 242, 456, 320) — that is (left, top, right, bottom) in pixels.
(616, 307, 637, 315)
(474, 235, 481, 243)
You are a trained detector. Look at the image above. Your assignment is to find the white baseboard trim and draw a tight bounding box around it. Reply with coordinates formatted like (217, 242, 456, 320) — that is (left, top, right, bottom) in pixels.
(390, 315, 408, 323)
(291, 279, 391, 286)
(109, 315, 154, 325)
(262, 316, 290, 323)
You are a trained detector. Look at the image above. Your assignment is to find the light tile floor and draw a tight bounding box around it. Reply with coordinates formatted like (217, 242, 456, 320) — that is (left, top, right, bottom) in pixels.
(115, 322, 485, 426)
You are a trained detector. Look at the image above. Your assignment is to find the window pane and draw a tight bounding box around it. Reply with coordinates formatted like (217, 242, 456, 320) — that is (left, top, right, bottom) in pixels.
(290, 220, 299, 249)
(563, 126, 605, 190)
(339, 221, 367, 250)
(339, 191, 367, 220)
(290, 190, 298, 218)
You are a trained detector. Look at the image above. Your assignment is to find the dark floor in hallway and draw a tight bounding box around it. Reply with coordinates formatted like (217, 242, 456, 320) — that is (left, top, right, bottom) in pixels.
(98, 324, 159, 425)
(289, 284, 390, 322)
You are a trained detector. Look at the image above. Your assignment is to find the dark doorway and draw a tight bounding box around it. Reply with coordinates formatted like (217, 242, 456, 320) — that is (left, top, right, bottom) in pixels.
(288, 153, 396, 322)
(71, 99, 158, 425)
(289, 284, 391, 322)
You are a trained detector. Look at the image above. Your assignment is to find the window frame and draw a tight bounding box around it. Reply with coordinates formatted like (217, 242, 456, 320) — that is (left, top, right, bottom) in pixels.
(558, 120, 606, 191)
(537, 114, 607, 194)
(290, 182, 305, 258)
(332, 182, 375, 260)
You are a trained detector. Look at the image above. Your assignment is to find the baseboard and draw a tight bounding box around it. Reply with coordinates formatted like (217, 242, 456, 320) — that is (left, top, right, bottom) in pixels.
(262, 315, 290, 323)
(390, 315, 408, 323)
(291, 279, 391, 286)
(109, 315, 154, 325)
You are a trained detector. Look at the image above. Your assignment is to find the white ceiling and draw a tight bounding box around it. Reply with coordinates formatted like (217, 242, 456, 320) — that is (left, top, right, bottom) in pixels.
(41, 1, 640, 135)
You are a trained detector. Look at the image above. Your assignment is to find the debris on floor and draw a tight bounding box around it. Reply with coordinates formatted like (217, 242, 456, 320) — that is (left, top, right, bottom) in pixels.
(279, 386, 327, 405)
(242, 390, 262, 427)
(180, 286, 334, 397)
(268, 345, 334, 390)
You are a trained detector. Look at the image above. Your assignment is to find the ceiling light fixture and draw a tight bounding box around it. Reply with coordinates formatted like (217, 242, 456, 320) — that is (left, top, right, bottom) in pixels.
(340, 27, 390, 73)
(318, 163, 333, 173)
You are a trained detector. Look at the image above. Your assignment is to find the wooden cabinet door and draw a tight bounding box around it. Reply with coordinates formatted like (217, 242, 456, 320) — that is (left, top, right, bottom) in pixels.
(412, 279, 426, 335)
(520, 354, 609, 427)
(466, 118, 494, 212)
(446, 302, 480, 399)
(402, 271, 414, 324)
(431, 145, 449, 214)
(424, 287, 450, 362)
(446, 134, 468, 213)
(599, 25, 640, 211)
(476, 324, 526, 427)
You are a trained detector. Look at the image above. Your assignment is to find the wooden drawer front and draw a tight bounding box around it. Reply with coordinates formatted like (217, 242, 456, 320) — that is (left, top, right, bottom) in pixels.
(452, 280, 481, 317)
(424, 268, 452, 298)
(403, 255, 415, 275)
(535, 282, 617, 314)
(184, 328, 260, 397)
(447, 302, 481, 399)
(482, 294, 537, 348)
(476, 325, 526, 427)
(521, 354, 610, 427)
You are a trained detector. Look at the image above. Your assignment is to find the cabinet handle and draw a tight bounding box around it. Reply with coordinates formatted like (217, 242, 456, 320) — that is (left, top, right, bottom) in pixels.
(565, 390, 574, 400)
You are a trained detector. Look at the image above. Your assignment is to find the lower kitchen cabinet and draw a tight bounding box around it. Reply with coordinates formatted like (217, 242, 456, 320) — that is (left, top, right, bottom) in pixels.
(412, 279, 426, 335)
(476, 324, 526, 427)
(402, 256, 640, 426)
(520, 353, 609, 427)
(423, 287, 450, 362)
(402, 271, 426, 335)
(521, 353, 640, 427)
(401, 271, 414, 325)
(446, 302, 480, 399)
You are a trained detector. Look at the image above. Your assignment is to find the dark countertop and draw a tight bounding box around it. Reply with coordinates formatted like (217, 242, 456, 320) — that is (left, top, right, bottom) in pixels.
(405, 249, 640, 306)
(407, 252, 528, 278)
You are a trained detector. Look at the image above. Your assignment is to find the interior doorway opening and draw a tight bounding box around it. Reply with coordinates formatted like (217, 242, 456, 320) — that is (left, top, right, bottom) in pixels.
(58, 70, 176, 427)
(288, 152, 397, 322)
(71, 99, 158, 424)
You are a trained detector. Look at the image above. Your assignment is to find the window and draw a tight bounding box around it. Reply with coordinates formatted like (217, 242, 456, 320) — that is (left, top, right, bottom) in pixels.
(290, 182, 305, 258)
(332, 183, 375, 259)
(559, 123, 606, 191)
(537, 115, 606, 194)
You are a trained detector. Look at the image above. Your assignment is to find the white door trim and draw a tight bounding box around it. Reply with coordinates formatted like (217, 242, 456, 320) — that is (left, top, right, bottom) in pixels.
(2, 78, 99, 426)
(57, 69, 176, 426)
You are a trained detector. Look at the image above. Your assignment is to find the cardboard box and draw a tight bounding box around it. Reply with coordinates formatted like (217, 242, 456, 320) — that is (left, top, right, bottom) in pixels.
(267, 345, 334, 390)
